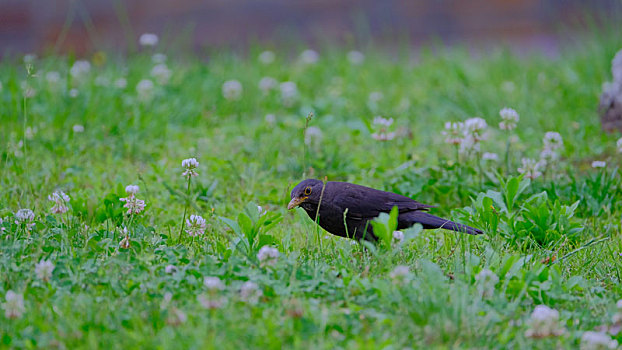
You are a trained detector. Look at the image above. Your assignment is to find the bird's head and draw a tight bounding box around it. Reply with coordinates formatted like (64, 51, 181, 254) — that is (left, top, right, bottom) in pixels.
(287, 179, 324, 210)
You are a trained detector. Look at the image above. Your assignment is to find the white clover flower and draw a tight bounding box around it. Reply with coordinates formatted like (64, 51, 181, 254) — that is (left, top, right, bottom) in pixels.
(125, 185, 140, 195)
(136, 79, 154, 100)
(151, 64, 171, 84)
(119, 186, 146, 215)
(482, 152, 499, 161)
(592, 161, 607, 169)
(182, 157, 199, 178)
(518, 158, 543, 180)
(371, 116, 396, 141)
(392, 231, 404, 242)
(35, 259, 55, 282)
(265, 114, 276, 124)
(304, 126, 323, 146)
(198, 279, 227, 309)
(258, 77, 278, 94)
(72, 124, 85, 133)
(299, 49, 319, 64)
(3, 290, 25, 319)
(70, 60, 91, 78)
(463, 117, 488, 142)
(257, 246, 279, 267)
(185, 215, 206, 237)
(347, 50, 365, 65)
(152, 53, 167, 64)
(164, 265, 178, 274)
(617, 138, 622, 153)
(475, 269, 498, 298)
(45, 71, 61, 84)
(68, 89, 79, 98)
(139, 33, 159, 47)
(280, 81, 298, 107)
(240, 281, 263, 304)
(197, 294, 226, 310)
(373, 116, 394, 127)
(499, 107, 519, 131)
(459, 134, 480, 155)
(525, 305, 565, 338)
(15, 209, 34, 222)
(543, 132, 563, 151)
(258, 50, 275, 64)
(203, 276, 225, 291)
(0, 217, 5, 234)
(389, 265, 411, 284)
(222, 80, 243, 101)
(15, 209, 35, 231)
(580, 331, 618, 350)
(539, 148, 559, 162)
(442, 121, 464, 145)
(114, 78, 127, 89)
(48, 190, 70, 214)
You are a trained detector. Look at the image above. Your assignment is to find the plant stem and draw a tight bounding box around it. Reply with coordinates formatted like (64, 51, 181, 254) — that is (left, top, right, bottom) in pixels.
(302, 112, 313, 179)
(504, 132, 511, 175)
(476, 152, 484, 187)
(314, 179, 327, 256)
(178, 176, 191, 243)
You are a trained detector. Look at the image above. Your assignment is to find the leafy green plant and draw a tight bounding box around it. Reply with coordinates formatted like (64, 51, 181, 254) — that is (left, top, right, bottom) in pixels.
(457, 177, 584, 248)
(497, 254, 587, 305)
(219, 202, 282, 256)
(94, 190, 125, 225)
(370, 205, 399, 249)
(570, 166, 621, 216)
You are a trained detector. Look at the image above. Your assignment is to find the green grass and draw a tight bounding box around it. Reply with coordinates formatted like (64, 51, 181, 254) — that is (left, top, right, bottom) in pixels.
(2, 27, 622, 349)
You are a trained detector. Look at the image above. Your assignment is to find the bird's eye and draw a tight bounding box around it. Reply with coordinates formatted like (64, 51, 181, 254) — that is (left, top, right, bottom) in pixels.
(303, 186, 312, 196)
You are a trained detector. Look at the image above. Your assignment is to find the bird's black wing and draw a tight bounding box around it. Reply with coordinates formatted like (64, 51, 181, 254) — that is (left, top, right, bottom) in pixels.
(331, 183, 433, 221)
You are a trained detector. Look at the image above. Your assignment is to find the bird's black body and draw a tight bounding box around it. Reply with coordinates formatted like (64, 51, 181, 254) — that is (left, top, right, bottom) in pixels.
(288, 179, 483, 242)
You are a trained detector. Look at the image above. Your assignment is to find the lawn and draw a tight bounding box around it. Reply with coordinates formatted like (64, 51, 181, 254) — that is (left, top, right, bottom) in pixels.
(1, 27, 622, 349)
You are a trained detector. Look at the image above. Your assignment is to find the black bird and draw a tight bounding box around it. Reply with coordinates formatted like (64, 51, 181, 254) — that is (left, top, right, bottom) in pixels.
(288, 179, 483, 242)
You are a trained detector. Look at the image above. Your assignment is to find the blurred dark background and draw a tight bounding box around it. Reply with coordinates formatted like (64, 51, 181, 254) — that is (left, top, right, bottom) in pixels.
(1, 0, 620, 56)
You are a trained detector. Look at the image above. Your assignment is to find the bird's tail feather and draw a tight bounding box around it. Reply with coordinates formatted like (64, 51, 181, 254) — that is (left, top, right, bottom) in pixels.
(406, 211, 483, 235)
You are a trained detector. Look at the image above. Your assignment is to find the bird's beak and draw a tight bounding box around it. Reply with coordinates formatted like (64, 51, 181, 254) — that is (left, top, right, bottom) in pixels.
(287, 196, 307, 210)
